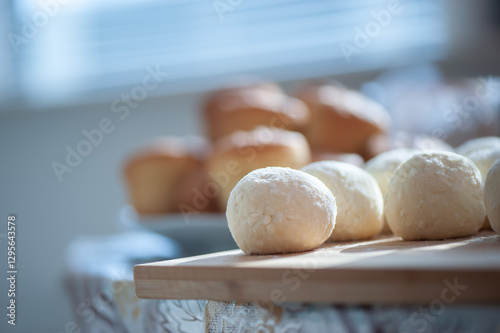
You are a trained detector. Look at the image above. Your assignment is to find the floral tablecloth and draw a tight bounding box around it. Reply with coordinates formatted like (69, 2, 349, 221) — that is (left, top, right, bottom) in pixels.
(65, 232, 500, 333)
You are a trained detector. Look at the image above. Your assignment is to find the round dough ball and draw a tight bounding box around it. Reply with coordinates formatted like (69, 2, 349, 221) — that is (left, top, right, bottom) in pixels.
(456, 136, 500, 157)
(385, 151, 485, 240)
(302, 161, 383, 241)
(485, 161, 500, 234)
(365, 149, 418, 196)
(365, 148, 418, 233)
(467, 148, 500, 181)
(311, 150, 365, 167)
(226, 167, 336, 254)
(465, 147, 500, 230)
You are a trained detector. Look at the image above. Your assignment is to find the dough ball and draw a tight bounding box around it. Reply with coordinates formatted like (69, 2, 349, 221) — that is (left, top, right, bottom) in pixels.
(385, 151, 485, 240)
(365, 149, 419, 196)
(467, 148, 500, 181)
(484, 160, 500, 234)
(311, 150, 364, 167)
(456, 136, 500, 157)
(365, 148, 418, 233)
(226, 167, 336, 254)
(302, 161, 383, 241)
(465, 147, 500, 229)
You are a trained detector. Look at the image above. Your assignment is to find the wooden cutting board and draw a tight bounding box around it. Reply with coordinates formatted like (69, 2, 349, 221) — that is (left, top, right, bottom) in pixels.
(134, 231, 500, 304)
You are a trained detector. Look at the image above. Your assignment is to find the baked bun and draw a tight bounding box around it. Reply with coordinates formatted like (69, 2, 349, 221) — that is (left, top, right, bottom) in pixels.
(295, 83, 390, 158)
(175, 166, 221, 215)
(226, 167, 336, 254)
(203, 77, 283, 113)
(484, 160, 500, 234)
(385, 151, 485, 240)
(365, 148, 418, 233)
(456, 136, 500, 157)
(207, 127, 311, 209)
(302, 161, 384, 241)
(124, 137, 211, 215)
(204, 87, 309, 142)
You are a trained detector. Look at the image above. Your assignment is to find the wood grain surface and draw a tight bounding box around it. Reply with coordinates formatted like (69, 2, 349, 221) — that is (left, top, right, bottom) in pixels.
(134, 231, 500, 304)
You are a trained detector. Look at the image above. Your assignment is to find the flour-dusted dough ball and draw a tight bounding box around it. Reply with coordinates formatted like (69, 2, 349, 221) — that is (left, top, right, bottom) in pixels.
(485, 161, 500, 234)
(365, 149, 418, 233)
(385, 151, 485, 240)
(365, 149, 418, 196)
(464, 147, 500, 229)
(302, 161, 383, 241)
(467, 148, 500, 181)
(456, 136, 500, 157)
(226, 167, 336, 254)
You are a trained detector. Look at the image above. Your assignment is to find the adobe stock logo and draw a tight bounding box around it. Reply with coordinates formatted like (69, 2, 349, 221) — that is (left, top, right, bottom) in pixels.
(431, 76, 499, 142)
(404, 277, 467, 333)
(7, 0, 73, 54)
(339, 0, 403, 63)
(212, 0, 243, 21)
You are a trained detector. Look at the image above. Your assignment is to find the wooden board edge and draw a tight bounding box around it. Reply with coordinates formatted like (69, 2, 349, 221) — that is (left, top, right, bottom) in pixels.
(134, 267, 500, 304)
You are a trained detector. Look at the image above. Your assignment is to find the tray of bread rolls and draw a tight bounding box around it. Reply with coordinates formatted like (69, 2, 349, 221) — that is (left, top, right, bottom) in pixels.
(125, 78, 500, 303)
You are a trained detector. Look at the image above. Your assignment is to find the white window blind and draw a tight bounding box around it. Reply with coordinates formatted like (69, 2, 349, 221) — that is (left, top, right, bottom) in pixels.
(4, 0, 448, 108)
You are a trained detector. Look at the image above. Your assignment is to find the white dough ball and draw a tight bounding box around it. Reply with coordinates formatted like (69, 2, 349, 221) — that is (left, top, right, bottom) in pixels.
(464, 147, 500, 230)
(226, 167, 336, 254)
(365, 149, 418, 233)
(484, 160, 500, 234)
(456, 136, 500, 157)
(467, 148, 500, 181)
(365, 149, 418, 195)
(302, 161, 383, 241)
(385, 151, 485, 240)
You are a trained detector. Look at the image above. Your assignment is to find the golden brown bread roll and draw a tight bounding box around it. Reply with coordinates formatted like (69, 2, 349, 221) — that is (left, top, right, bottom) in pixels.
(124, 137, 215, 215)
(175, 166, 221, 214)
(204, 88, 310, 142)
(207, 127, 311, 209)
(295, 83, 391, 159)
(203, 78, 283, 113)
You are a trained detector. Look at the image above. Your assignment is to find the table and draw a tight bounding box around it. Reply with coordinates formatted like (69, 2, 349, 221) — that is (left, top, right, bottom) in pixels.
(65, 231, 500, 332)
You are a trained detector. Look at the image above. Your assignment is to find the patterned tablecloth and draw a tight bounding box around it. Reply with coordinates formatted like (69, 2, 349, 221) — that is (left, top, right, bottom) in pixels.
(65, 232, 500, 333)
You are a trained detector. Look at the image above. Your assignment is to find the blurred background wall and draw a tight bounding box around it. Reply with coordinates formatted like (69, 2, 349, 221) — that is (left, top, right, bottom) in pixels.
(0, 0, 499, 331)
